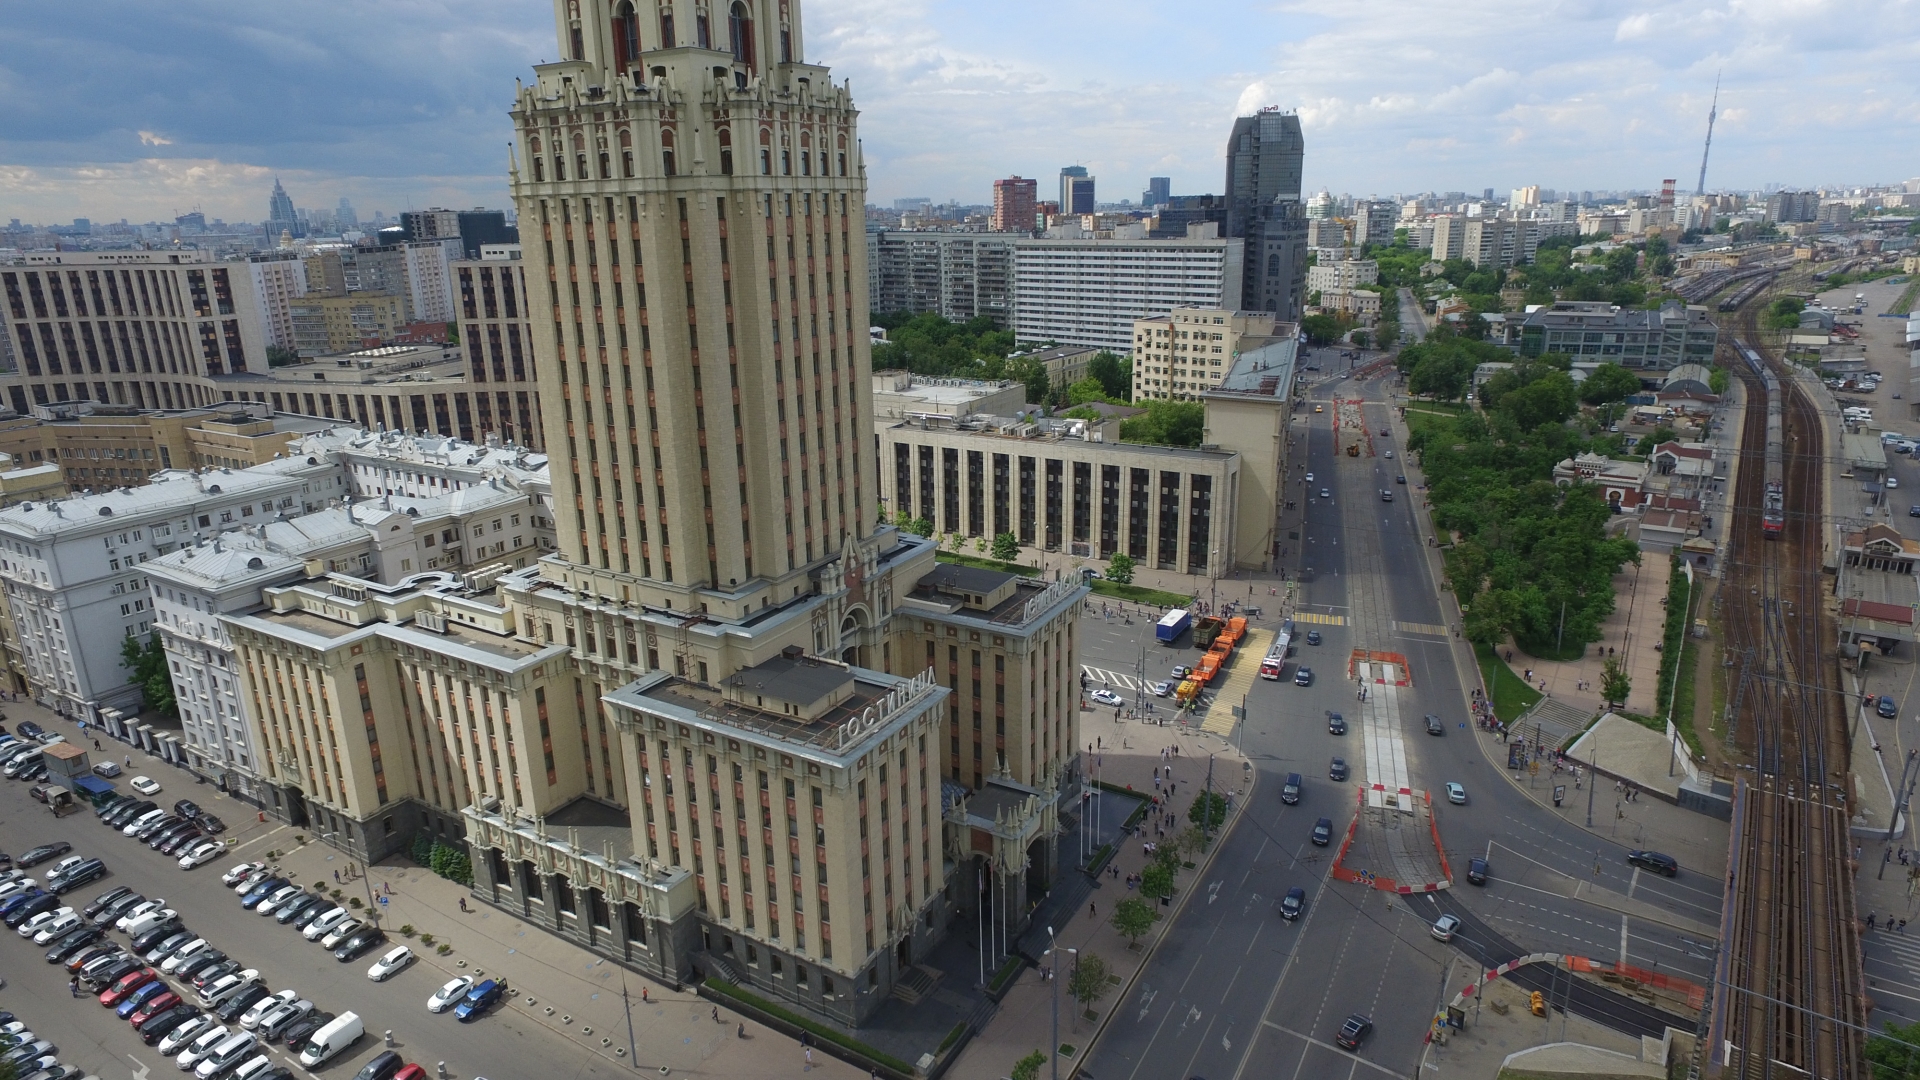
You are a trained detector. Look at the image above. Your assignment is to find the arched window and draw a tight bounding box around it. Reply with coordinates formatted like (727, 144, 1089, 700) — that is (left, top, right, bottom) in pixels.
(662, 130, 677, 177)
(619, 130, 635, 178)
(728, 2, 754, 68)
(529, 138, 545, 182)
(660, 9, 676, 48)
(573, 133, 589, 184)
(1267, 253, 1279, 275)
(612, 2, 642, 73)
(718, 129, 734, 176)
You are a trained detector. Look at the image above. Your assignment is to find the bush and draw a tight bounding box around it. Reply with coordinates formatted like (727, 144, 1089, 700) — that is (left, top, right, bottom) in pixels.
(349, 897, 363, 909)
(410, 834, 434, 867)
(1655, 561, 1691, 714)
(437, 943, 452, 955)
(420, 933, 435, 947)
(400, 924, 416, 937)
(427, 841, 474, 887)
(701, 978, 917, 1076)
(313, 882, 327, 893)
(1011, 1050, 1048, 1080)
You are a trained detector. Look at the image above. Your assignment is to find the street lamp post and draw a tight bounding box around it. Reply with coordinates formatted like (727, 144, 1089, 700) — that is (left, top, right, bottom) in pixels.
(1045, 928, 1076, 1080)
(320, 831, 380, 921)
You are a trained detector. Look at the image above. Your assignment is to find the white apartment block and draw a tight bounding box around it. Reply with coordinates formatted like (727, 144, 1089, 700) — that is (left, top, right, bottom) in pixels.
(402, 239, 462, 325)
(0, 456, 344, 727)
(1352, 200, 1398, 248)
(242, 252, 309, 351)
(1306, 260, 1379, 293)
(870, 231, 1019, 325)
(1129, 308, 1282, 401)
(1012, 236, 1243, 352)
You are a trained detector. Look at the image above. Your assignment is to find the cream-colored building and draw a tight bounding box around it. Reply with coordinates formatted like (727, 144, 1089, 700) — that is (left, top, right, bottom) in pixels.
(1129, 307, 1284, 401)
(1316, 289, 1383, 319)
(870, 371, 1026, 423)
(1306, 259, 1378, 293)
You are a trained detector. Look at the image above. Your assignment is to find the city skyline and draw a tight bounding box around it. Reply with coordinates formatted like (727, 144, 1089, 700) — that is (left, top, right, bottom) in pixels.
(0, 0, 1916, 223)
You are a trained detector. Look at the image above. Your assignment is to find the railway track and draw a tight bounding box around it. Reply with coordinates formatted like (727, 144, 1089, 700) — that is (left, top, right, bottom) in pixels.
(1710, 298, 1867, 1078)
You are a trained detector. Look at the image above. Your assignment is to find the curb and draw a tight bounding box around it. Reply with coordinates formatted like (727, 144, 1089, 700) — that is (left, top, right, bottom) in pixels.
(1065, 758, 1259, 1078)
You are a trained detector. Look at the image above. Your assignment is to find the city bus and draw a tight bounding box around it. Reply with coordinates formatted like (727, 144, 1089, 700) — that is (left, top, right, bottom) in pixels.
(1260, 632, 1291, 679)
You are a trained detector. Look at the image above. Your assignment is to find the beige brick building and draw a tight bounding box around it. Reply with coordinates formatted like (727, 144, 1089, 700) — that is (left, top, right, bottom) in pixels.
(1129, 307, 1284, 401)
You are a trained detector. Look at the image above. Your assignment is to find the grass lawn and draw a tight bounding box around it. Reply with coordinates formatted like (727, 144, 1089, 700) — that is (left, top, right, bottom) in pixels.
(1475, 642, 1543, 724)
(1089, 579, 1192, 607)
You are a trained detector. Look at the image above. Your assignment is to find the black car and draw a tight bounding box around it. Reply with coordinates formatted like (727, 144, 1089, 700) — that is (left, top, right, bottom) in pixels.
(106, 801, 155, 829)
(65, 943, 121, 974)
(172, 950, 228, 983)
(1467, 857, 1489, 886)
(137, 1004, 202, 1046)
(1327, 712, 1346, 735)
(0, 889, 47, 919)
(281, 1011, 336, 1048)
(1627, 850, 1678, 876)
(94, 794, 132, 819)
(333, 927, 388, 962)
(1279, 887, 1306, 921)
(173, 800, 203, 820)
(1335, 1014, 1372, 1050)
(1425, 713, 1444, 736)
(1329, 757, 1349, 781)
(4, 893, 58, 927)
(15, 759, 47, 782)
(196, 815, 227, 835)
(191, 960, 242, 991)
(92, 892, 147, 928)
(274, 894, 322, 925)
(129, 922, 186, 956)
(1310, 817, 1333, 846)
(289, 900, 331, 930)
(148, 820, 196, 850)
(1306, 630, 1322, 645)
(83, 885, 133, 919)
(15, 721, 43, 740)
(86, 957, 142, 991)
(16, 843, 72, 868)
(352, 1050, 405, 1080)
(1878, 696, 1900, 719)
(140, 929, 196, 964)
(215, 985, 272, 1023)
(1294, 667, 1314, 687)
(44, 926, 104, 963)
(135, 815, 181, 842)
(1281, 773, 1302, 805)
(159, 829, 203, 857)
(50, 858, 107, 895)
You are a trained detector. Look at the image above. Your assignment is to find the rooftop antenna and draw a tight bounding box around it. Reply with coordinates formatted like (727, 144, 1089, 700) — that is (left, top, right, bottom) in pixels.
(1695, 72, 1720, 197)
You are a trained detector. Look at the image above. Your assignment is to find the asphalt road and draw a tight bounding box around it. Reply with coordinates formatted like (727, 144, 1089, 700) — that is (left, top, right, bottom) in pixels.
(1083, 370, 1727, 1080)
(0, 782, 637, 1080)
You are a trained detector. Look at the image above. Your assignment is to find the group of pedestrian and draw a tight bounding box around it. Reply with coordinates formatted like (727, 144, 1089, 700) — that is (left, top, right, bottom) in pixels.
(1866, 911, 1910, 934)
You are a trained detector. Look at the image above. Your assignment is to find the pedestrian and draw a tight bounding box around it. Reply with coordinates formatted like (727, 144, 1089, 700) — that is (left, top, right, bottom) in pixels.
(1868, 911, 1878, 929)
(641, 986, 650, 1004)
(738, 1022, 746, 1039)
(1903, 919, 1911, 935)
(93, 739, 100, 750)
(125, 754, 131, 767)
(458, 897, 468, 912)
(333, 870, 340, 883)
(805, 1047, 813, 1066)
(713, 1006, 720, 1023)
(69, 976, 79, 997)
(1089, 901, 1096, 918)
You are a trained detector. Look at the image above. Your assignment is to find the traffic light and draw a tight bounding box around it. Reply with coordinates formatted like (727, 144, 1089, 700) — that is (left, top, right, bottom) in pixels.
(1530, 991, 1546, 1017)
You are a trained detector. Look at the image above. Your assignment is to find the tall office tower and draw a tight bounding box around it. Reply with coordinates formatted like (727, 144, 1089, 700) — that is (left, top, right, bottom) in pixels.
(1143, 177, 1170, 208)
(1059, 166, 1094, 214)
(336, 197, 358, 227)
(266, 179, 303, 239)
(492, 0, 1087, 1022)
(991, 175, 1038, 233)
(1223, 109, 1307, 321)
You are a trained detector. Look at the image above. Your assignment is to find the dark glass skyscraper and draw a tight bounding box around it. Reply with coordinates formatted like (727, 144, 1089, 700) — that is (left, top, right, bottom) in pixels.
(1223, 109, 1306, 321)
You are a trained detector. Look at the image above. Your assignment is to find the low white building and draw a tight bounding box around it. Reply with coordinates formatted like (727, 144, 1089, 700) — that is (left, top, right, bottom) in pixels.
(1306, 260, 1379, 293)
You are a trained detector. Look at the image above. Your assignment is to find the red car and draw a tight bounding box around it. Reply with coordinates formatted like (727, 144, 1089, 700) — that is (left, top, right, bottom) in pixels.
(128, 991, 181, 1025)
(99, 967, 158, 1007)
(393, 1066, 429, 1080)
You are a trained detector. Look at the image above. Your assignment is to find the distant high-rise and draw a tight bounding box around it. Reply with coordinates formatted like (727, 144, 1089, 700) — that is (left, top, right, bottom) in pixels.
(1223, 109, 1307, 321)
(991, 176, 1038, 233)
(1143, 177, 1170, 208)
(336, 197, 358, 227)
(1059, 166, 1094, 214)
(266, 179, 302, 239)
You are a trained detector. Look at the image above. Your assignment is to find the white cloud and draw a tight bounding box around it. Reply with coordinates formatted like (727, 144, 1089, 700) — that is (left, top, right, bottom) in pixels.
(136, 131, 171, 147)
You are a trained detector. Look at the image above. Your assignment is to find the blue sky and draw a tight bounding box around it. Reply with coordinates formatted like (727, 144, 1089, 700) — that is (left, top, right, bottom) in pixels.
(1, 0, 1915, 223)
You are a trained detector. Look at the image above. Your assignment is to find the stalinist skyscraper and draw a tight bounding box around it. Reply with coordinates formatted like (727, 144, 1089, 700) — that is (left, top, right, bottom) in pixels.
(477, 0, 1087, 1026)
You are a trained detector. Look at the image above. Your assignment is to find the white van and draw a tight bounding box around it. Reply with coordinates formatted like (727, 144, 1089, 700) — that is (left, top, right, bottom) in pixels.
(297, 1011, 364, 1068)
(193, 1031, 258, 1080)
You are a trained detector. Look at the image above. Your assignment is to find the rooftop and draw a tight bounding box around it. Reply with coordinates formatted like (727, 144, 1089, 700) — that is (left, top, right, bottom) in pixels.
(1208, 336, 1299, 398)
(612, 663, 946, 760)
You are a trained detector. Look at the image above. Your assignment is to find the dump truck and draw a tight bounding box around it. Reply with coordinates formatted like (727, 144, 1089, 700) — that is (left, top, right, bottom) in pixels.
(1192, 616, 1225, 649)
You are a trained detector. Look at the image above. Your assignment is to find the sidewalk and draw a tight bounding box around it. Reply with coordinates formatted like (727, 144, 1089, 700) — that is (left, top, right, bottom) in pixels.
(948, 705, 1251, 1079)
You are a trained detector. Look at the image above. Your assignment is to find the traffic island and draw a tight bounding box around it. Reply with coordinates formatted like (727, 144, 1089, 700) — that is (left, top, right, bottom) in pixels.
(1331, 785, 1453, 893)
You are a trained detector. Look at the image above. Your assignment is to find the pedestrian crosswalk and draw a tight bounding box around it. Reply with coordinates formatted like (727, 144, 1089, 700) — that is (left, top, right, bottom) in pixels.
(1082, 666, 1144, 691)
(1292, 611, 1347, 626)
(1393, 620, 1449, 638)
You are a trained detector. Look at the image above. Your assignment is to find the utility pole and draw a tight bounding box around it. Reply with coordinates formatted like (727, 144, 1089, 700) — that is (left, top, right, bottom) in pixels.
(1586, 739, 1599, 828)
(620, 976, 639, 1069)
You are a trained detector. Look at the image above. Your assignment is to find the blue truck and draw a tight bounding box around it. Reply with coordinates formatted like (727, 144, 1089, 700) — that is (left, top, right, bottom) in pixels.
(1156, 608, 1191, 645)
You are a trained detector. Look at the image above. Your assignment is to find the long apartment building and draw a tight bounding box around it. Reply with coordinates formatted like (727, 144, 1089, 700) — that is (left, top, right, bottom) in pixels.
(1129, 307, 1284, 401)
(0, 250, 271, 414)
(869, 231, 1019, 325)
(1011, 232, 1243, 352)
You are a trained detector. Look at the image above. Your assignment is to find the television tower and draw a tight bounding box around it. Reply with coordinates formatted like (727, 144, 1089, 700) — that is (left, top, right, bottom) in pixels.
(1695, 74, 1720, 196)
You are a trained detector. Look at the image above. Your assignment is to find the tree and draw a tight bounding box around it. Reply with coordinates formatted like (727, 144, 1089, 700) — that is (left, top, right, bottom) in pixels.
(974, 536, 988, 556)
(1010, 1050, 1048, 1080)
(1764, 296, 1806, 331)
(1301, 313, 1347, 346)
(1067, 952, 1112, 1020)
(1497, 373, 1578, 430)
(1140, 862, 1175, 902)
(1635, 426, 1678, 455)
(1106, 553, 1135, 585)
(945, 533, 964, 553)
(265, 345, 299, 368)
(121, 632, 176, 718)
(1709, 366, 1730, 395)
(1868, 1018, 1920, 1078)
(1187, 790, 1227, 833)
(1118, 401, 1205, 448)
(1601, 655, 1631, 710)
(1006, 355, 1051, 405)
(1579, 363, 1643, 405)
(991, 533, 1020, 562)
(1110, 896, 1159, 947)
(1067, 377, 1116, 406)
(1087, 351, 1132, 402)
(1350, 330, 1369, 350)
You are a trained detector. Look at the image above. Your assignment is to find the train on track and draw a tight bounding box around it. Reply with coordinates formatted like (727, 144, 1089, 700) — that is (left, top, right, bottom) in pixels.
(1738, 340, 1787, 538)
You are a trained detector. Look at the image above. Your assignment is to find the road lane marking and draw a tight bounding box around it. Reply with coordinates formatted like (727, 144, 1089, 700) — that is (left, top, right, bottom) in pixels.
(229, 825, 290, 855)
(1621, 915, 1630, 966)
(1257, 1021, 1408, 1078)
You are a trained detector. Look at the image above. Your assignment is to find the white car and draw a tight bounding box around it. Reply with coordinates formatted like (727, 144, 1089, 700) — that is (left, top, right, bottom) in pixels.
(179, 841, 225, 870)
(366, 945, 415, 981)
(254, 886, 303, 915)
(161, 939, 212, 975)
(239, 989, 298, 1030)
(1089, 688, 1124, 707)
(1431, 913, 1461, 942)
(253, 999, 313, 1040)
(0, 878, 38, 901)
(123, 907, 180, 938)
(302, 907, 350, 942)
(220, 863, 265, 888)
(198, 969, 262, 1007)
(1891, 477, 1902, 489)
(427, 976, 475, 1013)
(129, 775, 162, 796)
(1149, 680, 1173, 697)
(48, 856, 86, 878)
(319, 918, 363, 950)
(158, 1015, 215, 1056)
(116, 898, 165, 931)
(32, 911, 83, 944)
(1305, 472, 1315, 483)
(174, 1024, 231, 1070)
(16, 906, 73, 938)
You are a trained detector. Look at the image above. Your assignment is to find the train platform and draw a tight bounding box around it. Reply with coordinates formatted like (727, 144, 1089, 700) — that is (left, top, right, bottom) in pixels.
(1845, 666, 1904, 840)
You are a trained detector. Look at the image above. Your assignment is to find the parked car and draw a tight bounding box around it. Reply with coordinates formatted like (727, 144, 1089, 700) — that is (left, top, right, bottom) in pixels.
(319, 918, 365, 950)
(44, 926, 104, 963)
(158, 1014, 217, 1055)
(274, 894, 323, 925)
(333, 927, 387, 962)
(82, 885, 132, 919)
(216, 986, 274, 1024)
(366, 945, 414, 981)
(99, 967, 160, 1007)
(137, 1003, 201, 1046)
(174, 800, 203, 820)
(179, 841, 225, 870)
(173, 1024, 233, 1071)
(453, 980, 504, 1022)
(426, 977, 474, 1014)
(239, 990, 299, 1030)
(16, 843, 72, 869)
(221, 863, 267, 888)
(92, 761, 122, 779)
(279, 1011, 335, 1049)
(129, 776, 162, 796)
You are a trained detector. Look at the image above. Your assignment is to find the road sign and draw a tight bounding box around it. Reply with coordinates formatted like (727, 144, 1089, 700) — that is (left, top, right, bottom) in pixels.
(378, 895, 388, 906)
